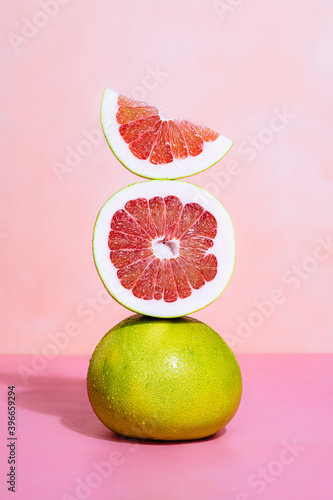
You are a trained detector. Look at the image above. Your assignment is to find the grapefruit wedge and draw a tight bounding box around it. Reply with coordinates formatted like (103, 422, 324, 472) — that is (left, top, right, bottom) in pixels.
(93, 181, 235, 318)
(100, 88, 233, 179)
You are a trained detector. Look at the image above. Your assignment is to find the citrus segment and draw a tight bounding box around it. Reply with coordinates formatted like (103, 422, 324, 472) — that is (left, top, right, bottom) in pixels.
(175, 202, 204, 239)
(150, 120, 173, 165)
(100, 88, 234, 179)
(116, 105, 159, 125)
(194, 124, 220, 142)
(119, 116, 161, 144)
(128, 120, 161, 160)
(179, 237, 214, 260)
(168, 120, 188, 160)
(177, 120, 204, 156)
(110, 209, 146, 238)
(163, 260, 178, 303)
(178, 257, 205, 289)
(197, 254, 218, 281)
(110, 248, 153, 269)
(132, 258, 160, 300)
(117, 256, 154, 290)
(124, 198, 157, 239)
(117, 95, 148, 107)
(149, 196, 166, 238)
(93, 181, 235, 318)
(170, 258, 192, 299)
(164, 195, 183, 240)
(154, 259, 165, 300)
(108, 230, 151, 250)
(182, 210, 217, 239)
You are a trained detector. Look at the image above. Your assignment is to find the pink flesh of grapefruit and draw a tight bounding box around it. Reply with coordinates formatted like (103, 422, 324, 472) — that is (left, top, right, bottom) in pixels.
(100, 88, 233, 179)
(93, 181, 235, 318)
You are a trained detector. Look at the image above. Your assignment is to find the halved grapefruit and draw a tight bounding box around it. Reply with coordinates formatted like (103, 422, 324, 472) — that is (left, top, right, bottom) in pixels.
(100, 88, 233, 179)
(93, 181, 235, 318)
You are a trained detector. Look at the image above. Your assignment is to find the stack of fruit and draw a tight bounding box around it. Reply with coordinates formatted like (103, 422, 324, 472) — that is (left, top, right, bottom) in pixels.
(87, 88, 242, 441)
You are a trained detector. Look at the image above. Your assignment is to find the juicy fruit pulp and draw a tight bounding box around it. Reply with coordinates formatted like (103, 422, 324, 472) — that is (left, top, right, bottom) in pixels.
(117, 95, 219, 163)
(93, 181, 235, 318)
(100, 88, 233, 179)
(109, 195, 218, 303)
(87, 315, 242, 441)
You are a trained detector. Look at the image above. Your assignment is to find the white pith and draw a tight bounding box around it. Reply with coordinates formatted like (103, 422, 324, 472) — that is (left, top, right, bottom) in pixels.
(152, 238, 179, 259)
(100, 88, 234, 180)
(93, 180, 235, 318)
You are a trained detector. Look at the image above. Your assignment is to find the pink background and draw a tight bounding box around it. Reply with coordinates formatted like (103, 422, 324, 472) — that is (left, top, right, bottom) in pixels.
(2, 353, 333, 500)
(1, 0, 333, 355)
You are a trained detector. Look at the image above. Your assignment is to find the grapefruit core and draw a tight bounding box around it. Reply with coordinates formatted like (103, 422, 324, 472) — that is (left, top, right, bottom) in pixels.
(100, 88, 234, 179)
(93, 181, 235, 318)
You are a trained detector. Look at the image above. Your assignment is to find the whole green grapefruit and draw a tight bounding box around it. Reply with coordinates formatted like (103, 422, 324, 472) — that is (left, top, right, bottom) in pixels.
(87, 315, 242, 441)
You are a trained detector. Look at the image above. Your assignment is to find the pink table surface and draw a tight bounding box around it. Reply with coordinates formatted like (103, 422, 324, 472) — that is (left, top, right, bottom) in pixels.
(1, 354, 332, 500)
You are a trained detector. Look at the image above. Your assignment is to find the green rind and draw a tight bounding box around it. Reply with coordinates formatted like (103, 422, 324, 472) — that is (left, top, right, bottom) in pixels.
(87, 314, 242, 440)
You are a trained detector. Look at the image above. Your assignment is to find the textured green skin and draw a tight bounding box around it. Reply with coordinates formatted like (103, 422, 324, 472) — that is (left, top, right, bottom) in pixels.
(92, 180, 236, 318)
(87, 315, 242, 441)
(100, 87, 234, 180)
